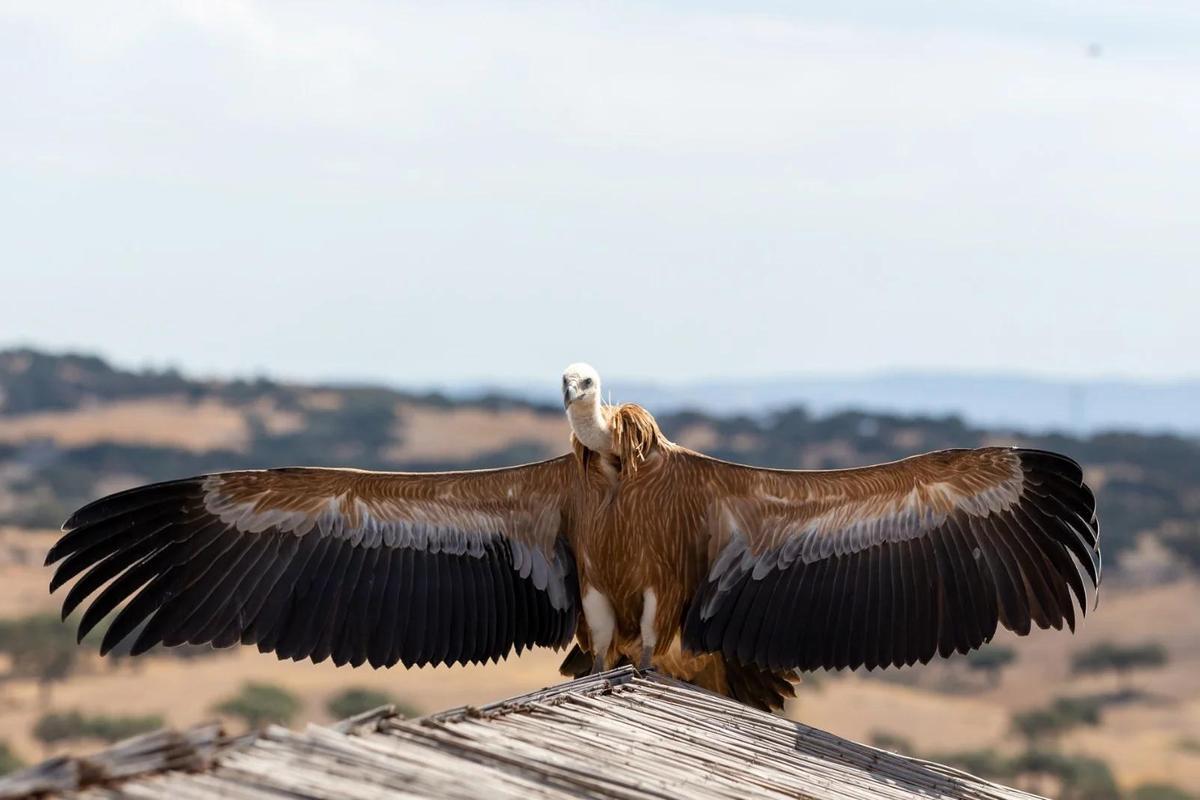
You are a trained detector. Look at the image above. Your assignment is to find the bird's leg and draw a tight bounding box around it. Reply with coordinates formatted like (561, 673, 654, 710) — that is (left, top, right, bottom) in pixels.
(582, 588, 615, 676)
(638, 588, 658, 672)
(638, 645, 653, 671)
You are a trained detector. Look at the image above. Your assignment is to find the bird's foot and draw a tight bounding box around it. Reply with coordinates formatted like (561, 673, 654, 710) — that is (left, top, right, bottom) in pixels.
(589, 653, 606, 675)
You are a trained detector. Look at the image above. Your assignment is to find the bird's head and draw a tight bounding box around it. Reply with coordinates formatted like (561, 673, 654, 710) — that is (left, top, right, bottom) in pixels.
(561, 362, 601, 409)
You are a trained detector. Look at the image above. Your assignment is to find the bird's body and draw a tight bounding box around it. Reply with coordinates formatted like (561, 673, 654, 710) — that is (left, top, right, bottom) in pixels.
(47, 363, 1101, 711)
(561, 403, 799, 704)
(567, 406, 702, 665)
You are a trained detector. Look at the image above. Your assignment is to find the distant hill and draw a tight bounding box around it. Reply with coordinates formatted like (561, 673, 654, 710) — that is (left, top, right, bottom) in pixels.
(2, 347, 1199, 572)
(8, 347, 1198, 435)
(462, 373, 1200, 436)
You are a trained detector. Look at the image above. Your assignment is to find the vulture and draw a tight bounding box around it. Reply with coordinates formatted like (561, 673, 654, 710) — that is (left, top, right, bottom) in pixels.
(47, 363, 1101, 711)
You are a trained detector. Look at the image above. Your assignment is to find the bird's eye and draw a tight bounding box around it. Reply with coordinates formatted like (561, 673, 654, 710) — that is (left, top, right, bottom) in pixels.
(582, 378, 592, 388)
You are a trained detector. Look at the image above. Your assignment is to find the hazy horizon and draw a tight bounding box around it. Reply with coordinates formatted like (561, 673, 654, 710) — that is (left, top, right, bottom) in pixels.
(7, 341, 1200, 390)
(8, 342, 1200, 435)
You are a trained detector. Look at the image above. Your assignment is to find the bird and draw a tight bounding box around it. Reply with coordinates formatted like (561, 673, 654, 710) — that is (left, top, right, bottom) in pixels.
(46, 362, 1100, 711)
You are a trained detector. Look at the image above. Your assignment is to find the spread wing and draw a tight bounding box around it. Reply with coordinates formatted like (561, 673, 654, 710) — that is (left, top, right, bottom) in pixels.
(47, 457, 579, 668)
(681, 448, 1100, 672)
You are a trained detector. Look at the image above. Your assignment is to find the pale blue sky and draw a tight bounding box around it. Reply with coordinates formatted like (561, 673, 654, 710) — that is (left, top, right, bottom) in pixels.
(2, 1, 1197, 385)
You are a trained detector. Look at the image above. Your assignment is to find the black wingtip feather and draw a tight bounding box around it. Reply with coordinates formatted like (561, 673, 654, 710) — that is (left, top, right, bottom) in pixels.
(62, 476, 203, 532)
(690, 447, 1101, 675)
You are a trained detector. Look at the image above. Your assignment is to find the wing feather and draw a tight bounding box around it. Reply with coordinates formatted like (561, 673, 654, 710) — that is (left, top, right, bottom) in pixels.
(683, 447, 1100, 671)
(763, 559, 800, 670)
(873, 543, 893, 671)
(49, 457, 578, 667)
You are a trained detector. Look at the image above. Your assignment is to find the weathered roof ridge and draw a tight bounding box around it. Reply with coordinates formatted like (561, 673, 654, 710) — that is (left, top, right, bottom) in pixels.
(0, 668, 1046, 800)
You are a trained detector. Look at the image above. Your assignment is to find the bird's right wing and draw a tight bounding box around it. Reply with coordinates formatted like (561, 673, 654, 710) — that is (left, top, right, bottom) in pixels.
(681, 447, 1100, 672)
(47, 456, 579, 668)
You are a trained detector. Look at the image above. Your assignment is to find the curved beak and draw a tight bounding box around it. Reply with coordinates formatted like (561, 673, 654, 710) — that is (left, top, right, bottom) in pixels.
(563, 381, 581, 409)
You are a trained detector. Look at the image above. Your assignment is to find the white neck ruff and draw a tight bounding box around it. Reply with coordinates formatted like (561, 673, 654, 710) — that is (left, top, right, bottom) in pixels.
(567, 400, 612, 453)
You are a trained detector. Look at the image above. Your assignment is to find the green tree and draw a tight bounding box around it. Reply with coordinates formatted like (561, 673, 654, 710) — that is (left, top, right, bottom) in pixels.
(964, 646, 1017, 687)
(326, 688, 416, 720)
(1071, 642, 1167, 693)
(1012, 696, 1103, 744)
(0, 614, 80, 707)
(214, 683, 301, 728)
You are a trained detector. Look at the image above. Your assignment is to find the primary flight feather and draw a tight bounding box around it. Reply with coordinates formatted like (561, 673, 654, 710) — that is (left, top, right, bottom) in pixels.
(47, 362, 1100, 711)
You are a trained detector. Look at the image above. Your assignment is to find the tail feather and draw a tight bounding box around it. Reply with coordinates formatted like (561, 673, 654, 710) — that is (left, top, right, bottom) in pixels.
(559, 643, 593, 679)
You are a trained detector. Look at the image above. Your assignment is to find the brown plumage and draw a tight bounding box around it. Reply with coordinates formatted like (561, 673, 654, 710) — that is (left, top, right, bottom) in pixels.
(46, 363, 1100, 712)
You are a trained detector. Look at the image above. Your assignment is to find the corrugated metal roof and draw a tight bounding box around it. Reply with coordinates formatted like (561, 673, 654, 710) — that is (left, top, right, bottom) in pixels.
(0, 668, 1045, 800)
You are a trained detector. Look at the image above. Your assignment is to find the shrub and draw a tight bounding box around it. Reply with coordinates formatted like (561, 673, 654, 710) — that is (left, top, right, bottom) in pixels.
(0, 741, 23, 775)
(0, 614, 80, 705)
(868, 731, 914, 755)
(326, 688, 414, 720)
(1131, 783, 1195, 800)
(1059, 755, 1121, 800)
(964, 646, 1017, 685)
(214, 683, 301, 728)
(84, 714, 165, 742)
(32, 711, 163, 746)
(1009, 751, 1120, 800)
(32, 711, 86, 745)
(1177, 737, 1200, 754)
(926, 749, 1013, 781)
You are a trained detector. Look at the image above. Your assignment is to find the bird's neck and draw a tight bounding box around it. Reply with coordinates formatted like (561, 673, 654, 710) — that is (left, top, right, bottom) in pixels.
(567, 398, 613, 454)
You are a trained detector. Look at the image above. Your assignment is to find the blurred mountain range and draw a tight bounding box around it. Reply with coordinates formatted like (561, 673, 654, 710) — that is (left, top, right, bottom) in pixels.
(2, 346, 1199, 573)
(462, 373, 1200, 436)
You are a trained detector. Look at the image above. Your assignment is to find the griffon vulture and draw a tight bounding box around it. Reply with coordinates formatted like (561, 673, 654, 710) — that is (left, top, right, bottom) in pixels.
(47, 363, 1100, 710)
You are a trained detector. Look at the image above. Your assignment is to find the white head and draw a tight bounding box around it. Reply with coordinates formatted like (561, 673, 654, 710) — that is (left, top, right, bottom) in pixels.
(561, 362, 601, 409)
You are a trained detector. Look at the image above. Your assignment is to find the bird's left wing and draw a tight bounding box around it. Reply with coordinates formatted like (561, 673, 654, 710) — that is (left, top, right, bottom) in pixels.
(47, 457, 579, 668)
(680, 447, 1100, 672)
